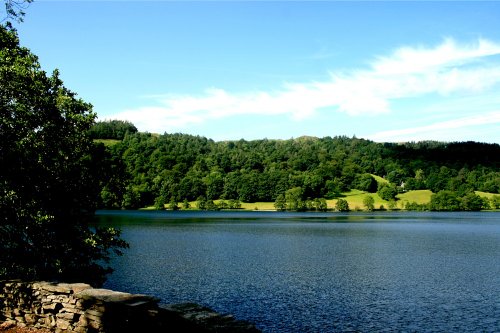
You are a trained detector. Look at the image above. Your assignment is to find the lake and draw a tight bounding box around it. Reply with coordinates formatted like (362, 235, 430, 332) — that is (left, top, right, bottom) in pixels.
(95, 211, 500, 332)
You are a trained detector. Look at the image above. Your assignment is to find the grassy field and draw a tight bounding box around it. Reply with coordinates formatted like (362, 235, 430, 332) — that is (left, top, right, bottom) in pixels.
(93, 139, 121, 147)
(240, 202, 277, 211)
(142, 190, 498, 211)
(476, 191, 499, 199)
(397, 190, 433, 205)
(327, 190, 391, 210)
(371, 174, 389, 185)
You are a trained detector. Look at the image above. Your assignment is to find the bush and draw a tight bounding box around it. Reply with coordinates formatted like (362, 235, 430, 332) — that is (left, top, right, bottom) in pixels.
(335, 199, 350, 212)
(430, 191, 461, 211)
(377, 183, 398, 201)
(363, 195, 375, 211)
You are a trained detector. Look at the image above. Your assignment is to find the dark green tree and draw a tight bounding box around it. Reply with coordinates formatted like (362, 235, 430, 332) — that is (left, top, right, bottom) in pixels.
(154, 195, 166, 210)
(196, 196, 207, 210)
(274, 194, 286, 211)
(377, 183, 398, 201)
(429, 191, 461, 211)
(168, 197, 179, 211)
(227, 199, 242, 209)
(490, 196, 500, 210)
(0, 25, 127, 285)
(88, 120, 138, 140)
(460, 192, 485, 211)
(354, 174, 378, 193)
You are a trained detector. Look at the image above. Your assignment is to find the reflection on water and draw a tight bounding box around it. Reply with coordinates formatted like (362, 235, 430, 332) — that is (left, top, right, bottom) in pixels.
(96, 211, 500, 332)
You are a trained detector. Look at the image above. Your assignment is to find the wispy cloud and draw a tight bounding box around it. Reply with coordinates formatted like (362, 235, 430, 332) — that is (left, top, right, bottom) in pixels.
(109, 38, 500, 134)
(369, 111, 500, 142)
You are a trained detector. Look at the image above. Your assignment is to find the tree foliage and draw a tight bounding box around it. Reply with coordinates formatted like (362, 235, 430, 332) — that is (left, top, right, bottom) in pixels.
(335, 199, 350, 212)
(0, 25, 127, 285)
(363, 195, 375, 211)
(88, 119, 138, 140)
(2, 0, 32, 23)
(377, 183, 398, 201)
(95, 131, 500, 212)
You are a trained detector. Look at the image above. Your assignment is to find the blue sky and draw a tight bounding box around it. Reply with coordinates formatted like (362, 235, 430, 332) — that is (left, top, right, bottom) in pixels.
(13, 1, 500, 143)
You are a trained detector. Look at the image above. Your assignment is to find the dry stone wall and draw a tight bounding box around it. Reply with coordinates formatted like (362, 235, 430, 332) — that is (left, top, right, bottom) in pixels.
(0, 280, 259, 333)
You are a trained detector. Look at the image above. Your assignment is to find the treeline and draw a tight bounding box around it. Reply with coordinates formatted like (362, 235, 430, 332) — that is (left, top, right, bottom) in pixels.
(417, 191, 499, 211)
(93, 122, 500, 211)
(89, 120, 138, 140)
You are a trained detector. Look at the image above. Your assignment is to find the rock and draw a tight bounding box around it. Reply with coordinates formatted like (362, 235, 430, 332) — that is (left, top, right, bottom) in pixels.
(1, 280, 261, 333)
(25, 313, 38, 324)
(13, 308, 24, 316)
(0, 321, 16, 330)
(33, 282, 91, 294)
(56, 312, 76, 321)
(56, 318, 72, 330)
(77, 314, 88, 327)
(84, 309, 103, 318)
(42, 302, 63, 313)
(76, 288, 159, 306)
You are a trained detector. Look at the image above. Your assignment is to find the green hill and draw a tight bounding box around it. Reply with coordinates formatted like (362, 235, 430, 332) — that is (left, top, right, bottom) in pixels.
(93, 129, 500, 211)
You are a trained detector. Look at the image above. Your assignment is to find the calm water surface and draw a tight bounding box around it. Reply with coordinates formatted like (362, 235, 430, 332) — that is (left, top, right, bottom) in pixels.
(95, 211, 500, 332)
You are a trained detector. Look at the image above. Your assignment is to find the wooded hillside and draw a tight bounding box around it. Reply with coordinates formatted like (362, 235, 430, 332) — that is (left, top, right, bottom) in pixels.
(94, 121, 500, 211)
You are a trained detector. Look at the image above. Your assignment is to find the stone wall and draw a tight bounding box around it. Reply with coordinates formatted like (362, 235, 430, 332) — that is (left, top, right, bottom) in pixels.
(0, 280, 259, 333)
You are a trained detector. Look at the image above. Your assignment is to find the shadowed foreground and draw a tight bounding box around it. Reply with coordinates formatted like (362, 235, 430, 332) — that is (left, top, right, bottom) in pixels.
(0, 281, 260, 333)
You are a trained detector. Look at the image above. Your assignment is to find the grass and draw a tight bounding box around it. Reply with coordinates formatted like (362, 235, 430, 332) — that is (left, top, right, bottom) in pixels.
(140, 190, 498, 212)
(397, 190, 433, 205)
(475, 191, 499, 200)
(239, 202, 276, 211)
(328, 190, 389, 210)
(371, 174, 389, 185)
(93, 139, 121, 147)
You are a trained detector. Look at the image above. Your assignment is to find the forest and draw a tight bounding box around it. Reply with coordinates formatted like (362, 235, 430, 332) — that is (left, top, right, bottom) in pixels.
(93, 120, 500, 212)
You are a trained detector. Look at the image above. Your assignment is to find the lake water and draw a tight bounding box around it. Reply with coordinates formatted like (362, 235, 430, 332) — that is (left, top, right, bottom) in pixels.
(95, 211, 500, 332)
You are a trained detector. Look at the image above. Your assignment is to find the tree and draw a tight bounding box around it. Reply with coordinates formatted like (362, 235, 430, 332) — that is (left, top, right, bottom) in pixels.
(227, 199, 241, 209)
(196, 196, 207, 210)
(429, 191, 461, 211)
(460, 192, 485, 211)
(387, 200, 398, 211)
(274, 194, 286, 211)
(0, 25, 127, 285)
(324, 179, 342, 199)
(88, 120, 138, 140)
(490, 196, 500, 210)
(205, 200, 219, 211)
(335, 199, 350, 212)
(217, 200, 228, 210)
(203, 171, 223, 200)
(363, 195, 375, 211)
(168, 197, 179, 211)
(2, 0, 33, 23)
(122, 185, 142, 209)
(285, 187, 304, 211)
(354, 174, 378, 193)
(377, 183, 398, 201)
(314, 198, 328, 211)
(154, 195, 166, 210)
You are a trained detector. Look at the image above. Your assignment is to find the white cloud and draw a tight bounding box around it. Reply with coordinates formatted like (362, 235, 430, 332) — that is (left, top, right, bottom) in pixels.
(110, 38, 500, 134)
(372, 38, 500, 75)
(369, 111, 500, 142)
